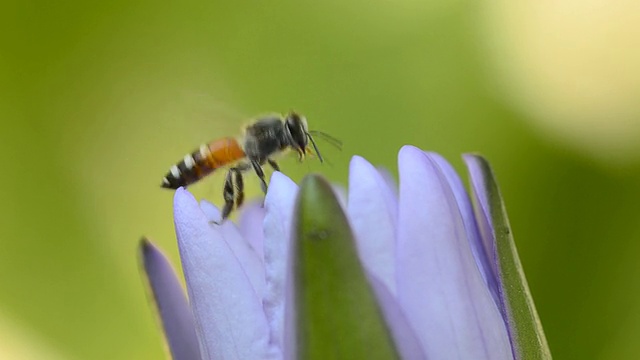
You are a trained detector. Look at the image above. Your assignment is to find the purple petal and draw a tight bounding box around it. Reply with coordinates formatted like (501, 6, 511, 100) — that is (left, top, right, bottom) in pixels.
(140, 238, 202, 360)
(238, 201, 267, 260)
(396, 146, 512, 359)
(428, 152, 500, 307)
(262, 172, 299, 359)
(366, 273, 427, 360)
(462, 154, 499, 287)
(173, 188, 274, 359)
(376, 166, 399, 204)
(347, 155, 398, 294)
(199, 200, 266, 299)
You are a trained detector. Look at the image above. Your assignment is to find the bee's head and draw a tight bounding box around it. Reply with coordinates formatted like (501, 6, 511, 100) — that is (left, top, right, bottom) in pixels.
(284, 112, 309, 160)
(284, 111, 336, 163)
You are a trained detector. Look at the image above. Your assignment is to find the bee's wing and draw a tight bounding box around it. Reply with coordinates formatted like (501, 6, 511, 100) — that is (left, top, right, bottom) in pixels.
(165, 91, 250, 142)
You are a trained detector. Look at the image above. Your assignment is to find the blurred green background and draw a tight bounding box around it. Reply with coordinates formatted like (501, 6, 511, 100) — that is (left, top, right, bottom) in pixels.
(1, 0, 639, 359)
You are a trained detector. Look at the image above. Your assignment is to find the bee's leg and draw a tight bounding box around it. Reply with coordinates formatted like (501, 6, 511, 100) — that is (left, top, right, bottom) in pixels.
(251, 159, 268, 194)
(216, 169, 235, 224)
(232, 167, 245, 209)
(267, 159, 280, 172)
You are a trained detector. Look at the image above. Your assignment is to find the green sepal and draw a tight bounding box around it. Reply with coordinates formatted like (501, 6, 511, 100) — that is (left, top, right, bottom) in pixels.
(292, 174, 399, 360)
(468, 156, 552, 360)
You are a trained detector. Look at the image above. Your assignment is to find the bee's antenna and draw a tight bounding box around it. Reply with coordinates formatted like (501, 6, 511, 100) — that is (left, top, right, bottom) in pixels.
(306, 132, 324, 163)
(308, 130, 342, 150)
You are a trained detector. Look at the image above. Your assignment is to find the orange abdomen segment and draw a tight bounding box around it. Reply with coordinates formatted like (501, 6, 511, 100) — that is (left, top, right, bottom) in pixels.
(161, 137, 246, 190)
(205, 137, 246, 169)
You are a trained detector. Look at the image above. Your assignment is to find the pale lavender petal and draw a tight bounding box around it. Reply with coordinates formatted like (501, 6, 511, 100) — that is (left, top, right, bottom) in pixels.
(366, 273, 427, 360)
(199, 200, 266, 299)
(140, 239, 202, 360)
(347, 155, 398, 294)
(396, 146, 512, 359)
(262, 172, 299, 359)
(428, 152, 500, 307)
(376, 166, 399, 211)
(174, 188, 274, 360)
(462, 154, 499, 285)
(238, 201, 267, 260)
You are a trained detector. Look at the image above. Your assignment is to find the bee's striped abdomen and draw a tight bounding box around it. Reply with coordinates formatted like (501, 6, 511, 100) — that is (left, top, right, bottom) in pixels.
(161, 137, 246, 189)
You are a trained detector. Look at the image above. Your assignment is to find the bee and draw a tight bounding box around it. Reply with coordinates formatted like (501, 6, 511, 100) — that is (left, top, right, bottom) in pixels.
(161, 111, 340, 222)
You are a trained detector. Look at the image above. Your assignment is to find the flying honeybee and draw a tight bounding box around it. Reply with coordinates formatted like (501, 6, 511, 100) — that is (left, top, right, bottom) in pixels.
(161, 111, 340, 222)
